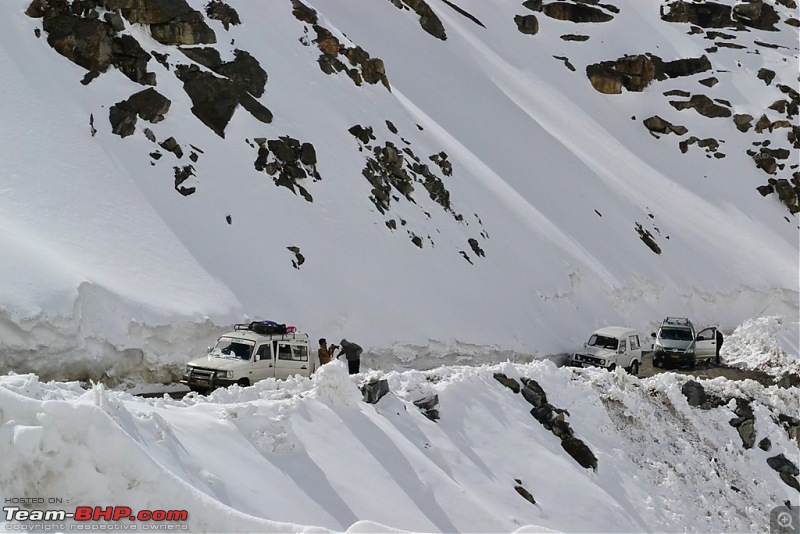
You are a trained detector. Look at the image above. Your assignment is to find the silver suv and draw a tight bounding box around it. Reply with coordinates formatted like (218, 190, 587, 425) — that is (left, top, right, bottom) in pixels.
(651, 317, 696, 368)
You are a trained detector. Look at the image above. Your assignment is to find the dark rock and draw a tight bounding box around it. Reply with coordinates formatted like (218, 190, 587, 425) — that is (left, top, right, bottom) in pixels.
(108, 105, 137, 137)
(779, 472, 800, 492)
(104, 10, 125, 32)
(733, 114, 753, 132)
(520, 378, 548, 408)
(493, 373, 521, 394)
(175, 65, 239, 137)
(396, 0, 447, 40)
(291, 0, 317, 24)
(514, 484, 536, 505)
(531, 403, 555, 425)
(635, 223, 661, 254)
(111, 34, 155, 85)
(561, 436, 598, 470)
(669, 94, 732, 118)
(439, 0, 485, 28)
(758, 68, 776, 85)
(349, 125, 376, 145)
(205, 0, 240, 30)
(542, 2, 613, 23)
(468, 238, 485, 258)
(732, 1, 780, 31)
(522, 0, 543, 11)
(173, 164, 195, 195)
(737, 420, 756, 449)
(361, 378, 390, 404)
(681, 380, 706, 407)
(160, 137, 183, 158)
(42, 15, 115, 74)
(758, 437, 772, 451)
(121, 87, 170, 122)
(661, 1, 736, 29)
(643, 115, 688, 137)
(414, 394, 440, 421)
(560, 34, 590, 41)
(514, 14, 539, 35)
(699, 77, 718, 87)
(102, 0, 216, 45)
(767, 454, 800, 476)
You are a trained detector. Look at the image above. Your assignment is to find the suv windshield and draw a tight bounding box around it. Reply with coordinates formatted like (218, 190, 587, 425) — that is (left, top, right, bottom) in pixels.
(587, 335, 618, 350)
(659, 327, 693, 341)
(213, 337, 255, 360)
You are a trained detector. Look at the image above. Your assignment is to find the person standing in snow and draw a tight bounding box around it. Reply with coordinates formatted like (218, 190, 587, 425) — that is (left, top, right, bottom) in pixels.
(336, 339, 363, 374)
(318, 338, 336, 366)
(715, 328, 724, 366)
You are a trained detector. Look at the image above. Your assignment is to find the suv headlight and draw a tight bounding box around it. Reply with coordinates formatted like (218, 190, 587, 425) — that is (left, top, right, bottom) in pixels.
(686, 347, 695, 355)
(653, 344, 664, 354)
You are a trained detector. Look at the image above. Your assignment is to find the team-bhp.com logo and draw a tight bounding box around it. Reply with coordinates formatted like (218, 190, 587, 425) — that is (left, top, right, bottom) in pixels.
(3, 505, 189, 531)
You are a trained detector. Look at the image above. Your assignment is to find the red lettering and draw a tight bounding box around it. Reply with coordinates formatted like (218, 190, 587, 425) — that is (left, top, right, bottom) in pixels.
(74, 507, 93, 521)
(113, 507, 132, 521)
(94, 507, 114, 521)
(150, 510, 167, 521)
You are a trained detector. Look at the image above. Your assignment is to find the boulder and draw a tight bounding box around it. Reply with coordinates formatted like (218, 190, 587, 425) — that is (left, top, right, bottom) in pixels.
(681, 380, 706, 407)
(669, 94, 732, 118)
(493, 373, 521, 394)
(561, 436, 598, 470)
(643, 115, 688, 137)
(413, 394, 440, 421)
(101, 0, 216, 45)
(514, 14, 539, 35)
(767, 454, 800, 476)
(205, 0, 240, 30)
(542, 2, 613, 23)
(361, 378, 390, 404)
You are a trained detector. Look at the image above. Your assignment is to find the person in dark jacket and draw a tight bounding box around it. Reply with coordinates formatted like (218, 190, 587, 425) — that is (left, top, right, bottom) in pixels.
(318, 338, 337, 366)
(715, 328, 724, 365)
(336, 339, 363, 374)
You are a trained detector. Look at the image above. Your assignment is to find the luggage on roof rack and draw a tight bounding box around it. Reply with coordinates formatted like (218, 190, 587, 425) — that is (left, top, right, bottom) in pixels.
(234, 321, 288, 335)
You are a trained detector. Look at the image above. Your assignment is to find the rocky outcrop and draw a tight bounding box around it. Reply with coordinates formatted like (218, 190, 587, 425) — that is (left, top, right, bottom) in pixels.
(205, 0, 240, 30)
(253, 136, 320, 202)
(681, 380, 706, 407)
(287, 246, 305, 270)
(388, 0, 447, 40)
(414, 394, 440, 421)
(514, 14, 539, 35)
(109, 87, 170, 137)
(767, 454, 800, 492)
(756, 178, 800, 214)
(541, 2, 614, 23)
(661, 0, 780, 32)
(635, 223, 661, 255)
(728, 399, 756, 449)
(179, 48, 267, 98)
(669, 94, 732, 118)
(30, 5, 155, 85)
(175, 64, 272, 138)
(587, 54, 711, 94)
(102, 0, 216, 45)
(292, 2, 391, 90)
(361, 378, 390, 404)
(643, 116, 688, 138)
(494, 373, 521, 394)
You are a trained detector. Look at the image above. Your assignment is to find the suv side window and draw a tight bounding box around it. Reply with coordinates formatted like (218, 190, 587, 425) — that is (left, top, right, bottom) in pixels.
(277, 343, 293, 360)
(293, 344, 309, 362)
(256, 344, 272, 362)
(629, 335, 640, 350)
(619, 339, 627, 353)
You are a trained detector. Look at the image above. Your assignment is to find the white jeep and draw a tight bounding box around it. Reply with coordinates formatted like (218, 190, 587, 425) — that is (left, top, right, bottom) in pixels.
(570, 326, 643, 375)
(181, 324, 315, 392)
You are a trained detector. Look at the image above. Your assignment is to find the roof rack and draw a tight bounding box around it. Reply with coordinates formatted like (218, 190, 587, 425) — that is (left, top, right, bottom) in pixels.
(663, 317, 691, 327)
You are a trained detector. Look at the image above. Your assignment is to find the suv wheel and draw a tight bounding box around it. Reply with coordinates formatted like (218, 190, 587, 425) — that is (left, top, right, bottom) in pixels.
(607, 363, 616, 372)
(630, 360, 639, 376)
(237, 378, 250, 387)
(688, 356, 696, 370)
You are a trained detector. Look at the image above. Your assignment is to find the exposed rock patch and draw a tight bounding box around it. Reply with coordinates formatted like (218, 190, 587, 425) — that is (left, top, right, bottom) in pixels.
(292, 1, 391, 90)
(643, 116, 688, 138)
(103, 0, 216, 45)
(514, 14, 539, 35)
(669, 94, 732, 118)
(287, 246, 305, 270)
(635, 223, 661, 254)
(109, 87, 171, 137)
(179, 48, 267, 98)
(387, 0, 447, 40)
(661, 0, 780, 32)
(361, 378, 390, 404)
(440, 0, 485, 28)
(587, 54, 711, 94)
(253, 136, 320, 202)
(205, 0, 240, 30)
(413, 394, 440, 421)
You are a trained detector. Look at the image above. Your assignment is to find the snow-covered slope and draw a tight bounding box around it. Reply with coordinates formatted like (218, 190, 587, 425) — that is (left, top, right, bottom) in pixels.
(0, 0, 797, 379)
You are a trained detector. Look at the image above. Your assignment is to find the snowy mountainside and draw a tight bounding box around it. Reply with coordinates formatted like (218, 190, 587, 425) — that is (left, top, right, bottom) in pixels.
(0, 0, 798, 379)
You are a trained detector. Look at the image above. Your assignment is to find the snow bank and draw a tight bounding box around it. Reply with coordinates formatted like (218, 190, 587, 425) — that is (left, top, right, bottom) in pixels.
(723, 316, 800, 376)
(1, 359, 797, 533)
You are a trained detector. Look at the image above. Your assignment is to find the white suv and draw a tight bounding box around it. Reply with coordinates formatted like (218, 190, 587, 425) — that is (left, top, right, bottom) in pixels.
(181, 325, 315, 392)
(570, 326, 643, 375)
(651, 317, 719, 368)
